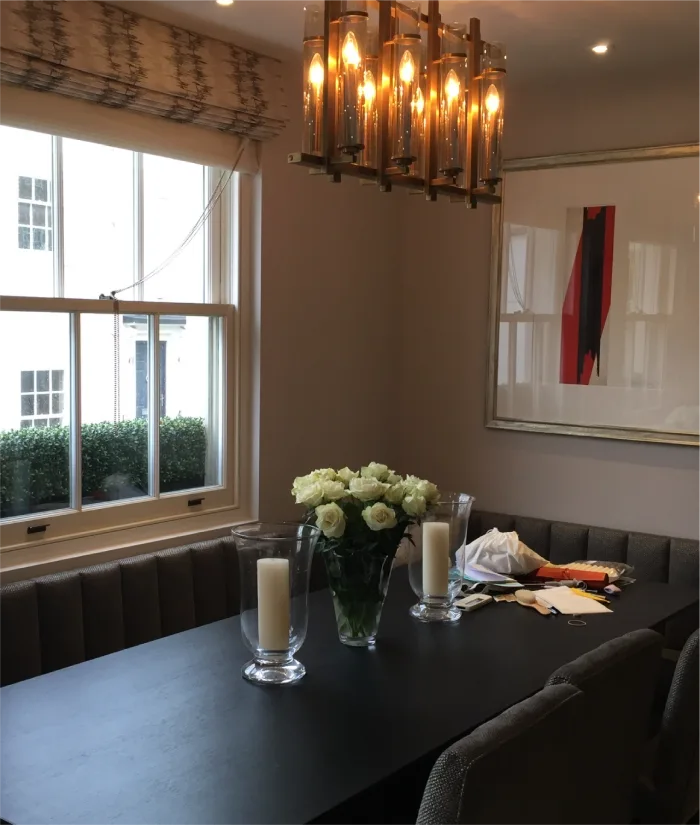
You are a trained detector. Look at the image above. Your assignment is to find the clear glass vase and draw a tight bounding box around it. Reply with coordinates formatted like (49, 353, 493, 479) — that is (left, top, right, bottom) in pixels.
(323, 548, 394, 647)
(232, 522, 320, 685)
(408, 492, 474, 623)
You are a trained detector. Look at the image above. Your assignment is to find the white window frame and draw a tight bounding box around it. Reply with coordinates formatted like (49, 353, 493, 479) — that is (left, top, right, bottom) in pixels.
(0, 131, 257, 572)
(19, 368, 65, 428)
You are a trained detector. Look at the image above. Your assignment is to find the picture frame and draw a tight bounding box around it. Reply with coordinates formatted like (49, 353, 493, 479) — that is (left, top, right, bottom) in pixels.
(486, 144, 699, 446)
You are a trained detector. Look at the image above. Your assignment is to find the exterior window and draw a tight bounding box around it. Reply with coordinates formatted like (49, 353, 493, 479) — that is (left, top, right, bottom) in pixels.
(0, 125, 240, 550)
(20, 369, 65, 428)
(17, 176, 52, 252)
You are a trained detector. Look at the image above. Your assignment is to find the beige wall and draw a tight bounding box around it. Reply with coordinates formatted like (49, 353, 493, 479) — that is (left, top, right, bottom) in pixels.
(258, 63, 400, 521)
(396, 74, 699, 539)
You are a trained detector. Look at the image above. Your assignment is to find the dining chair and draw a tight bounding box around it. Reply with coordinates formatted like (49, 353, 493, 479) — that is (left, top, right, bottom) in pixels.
(637, 629, 699, 824)
(416, 683, 587, 824)
(546, 628, 664, 825)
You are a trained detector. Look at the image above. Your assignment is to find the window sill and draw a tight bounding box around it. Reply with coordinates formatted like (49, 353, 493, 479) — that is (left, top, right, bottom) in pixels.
(0, 508, 255, 583)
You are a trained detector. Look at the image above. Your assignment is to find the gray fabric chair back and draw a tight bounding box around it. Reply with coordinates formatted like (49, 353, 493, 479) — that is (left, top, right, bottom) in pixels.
(469, 510, 699, 651)
(417, 683, 586, 825)
(546, 628, 663, 824)
(642, 629, 699, 824)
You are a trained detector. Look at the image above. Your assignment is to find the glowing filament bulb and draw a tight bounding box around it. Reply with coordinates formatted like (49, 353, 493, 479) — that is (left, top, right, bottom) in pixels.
(308, 53, 324, 89)
(363, 70, 376, 106)
(444, 69, 460, 101)
(413, 86, 424, 115)
(399, 49, 415, 84)
(485, 83, 500, 115)
(342, 31, 360, 67)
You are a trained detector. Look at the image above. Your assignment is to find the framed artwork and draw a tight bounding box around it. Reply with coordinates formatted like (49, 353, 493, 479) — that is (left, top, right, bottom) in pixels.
(487, 144, 699, 446)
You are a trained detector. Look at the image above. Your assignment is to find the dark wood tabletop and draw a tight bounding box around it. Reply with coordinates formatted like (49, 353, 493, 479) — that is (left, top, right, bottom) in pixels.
(1, 570, 697, 825)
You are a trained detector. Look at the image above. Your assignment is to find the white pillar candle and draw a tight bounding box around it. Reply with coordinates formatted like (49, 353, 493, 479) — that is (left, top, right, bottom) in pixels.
(257, 558, 290, 651)
(423, 522, 450, 597)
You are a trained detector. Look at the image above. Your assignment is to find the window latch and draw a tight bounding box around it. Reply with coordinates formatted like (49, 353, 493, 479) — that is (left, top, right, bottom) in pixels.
(27, 523, 49, 535)
(187, 498, 204, 507)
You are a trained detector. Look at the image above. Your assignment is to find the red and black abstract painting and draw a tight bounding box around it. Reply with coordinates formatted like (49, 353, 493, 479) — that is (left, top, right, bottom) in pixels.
(560, 205, 616, 385)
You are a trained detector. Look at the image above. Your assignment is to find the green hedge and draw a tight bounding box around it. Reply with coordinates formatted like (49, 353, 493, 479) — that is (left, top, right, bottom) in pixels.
(0, 417, 207, 518)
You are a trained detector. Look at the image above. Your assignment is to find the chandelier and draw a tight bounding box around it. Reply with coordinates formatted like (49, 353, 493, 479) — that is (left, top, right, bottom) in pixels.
(289, 1, 506, 207)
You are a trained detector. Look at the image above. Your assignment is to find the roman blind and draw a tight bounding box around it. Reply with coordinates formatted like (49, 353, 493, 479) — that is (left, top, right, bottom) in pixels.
(0, 1, 288, 169)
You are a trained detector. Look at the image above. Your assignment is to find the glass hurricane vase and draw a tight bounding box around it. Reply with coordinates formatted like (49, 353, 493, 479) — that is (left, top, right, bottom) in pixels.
(408, 492, 474, 623)
(323, 547, 394, 647)
(232, 522, 320, 685)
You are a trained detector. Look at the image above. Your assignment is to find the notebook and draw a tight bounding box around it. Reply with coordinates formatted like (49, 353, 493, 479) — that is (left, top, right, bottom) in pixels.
(536, 588, 612, 615)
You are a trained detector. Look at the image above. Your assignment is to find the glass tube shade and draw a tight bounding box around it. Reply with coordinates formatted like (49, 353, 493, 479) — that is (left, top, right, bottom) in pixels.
(390, 34, 422, 168)
(360, 54, 378, 168)
(479, 42, 506, 184)
(302, 38, 325, 156)
(336, 12, 368, 154)
(438, 24, 468, 180)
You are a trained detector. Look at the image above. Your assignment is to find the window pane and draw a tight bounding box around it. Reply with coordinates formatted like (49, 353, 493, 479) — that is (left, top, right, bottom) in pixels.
(47, 229, 53, 252)
(35, 179, 48, 202)
(52, 370, 64, 391)
(81, 313, 150, 506)
(32, 228, 46, 250)
(18, 203, 30, 224)
(52, 392, 63, 414)
(143, 155, 206, 303)
(0, 312, 71, 518)
(21, 395, 34, 416)
(36, 393, 50, 415)
(64, 139, 134, 300)
(1, 128, 55, 296)
(47, 206, 52, 228)
(32, 204, 46, 226)
(36, 371, 49, 391)
(160, 315, 222, 493)
(18, 176, 32, 199)
(49, 417, 61, 427)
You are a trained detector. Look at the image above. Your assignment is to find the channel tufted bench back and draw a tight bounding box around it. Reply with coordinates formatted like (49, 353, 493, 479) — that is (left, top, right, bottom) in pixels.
(1, 536, 327, 687)
(468, 511, 699, 650)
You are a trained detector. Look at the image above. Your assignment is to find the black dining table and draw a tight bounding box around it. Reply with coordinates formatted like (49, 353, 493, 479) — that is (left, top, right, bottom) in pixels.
(1, 569, 697, 825)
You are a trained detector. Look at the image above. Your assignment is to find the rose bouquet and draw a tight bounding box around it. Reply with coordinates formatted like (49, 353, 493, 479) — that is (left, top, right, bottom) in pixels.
(292, 462, 439, 646)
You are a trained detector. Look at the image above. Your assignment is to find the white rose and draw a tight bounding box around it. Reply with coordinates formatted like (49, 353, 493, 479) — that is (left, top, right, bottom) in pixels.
(313, 468, 337, 481)
(362, 502, 398, 531)
(386, 471, 402, 485)
(315, 503, 346, 538)
(295, 482, 324, 508)
(292, 473, 315, 494)
(321, 480, 347, 501)
(403, 474, 421, 494)
(336, 466, 359, 486)
(414, 479, 440, 503)
(402, 494, 427, 517)
(384, 482, 405, 505)
(361, 462, 390, 482)
(349, 476, 390, 502)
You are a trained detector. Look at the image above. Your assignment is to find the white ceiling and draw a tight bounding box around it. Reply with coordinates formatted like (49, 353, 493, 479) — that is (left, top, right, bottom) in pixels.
(118, 1, 699, 90)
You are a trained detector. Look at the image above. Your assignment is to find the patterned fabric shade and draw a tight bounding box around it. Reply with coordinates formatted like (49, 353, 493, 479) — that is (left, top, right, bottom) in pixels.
(0, 1, 288, 143)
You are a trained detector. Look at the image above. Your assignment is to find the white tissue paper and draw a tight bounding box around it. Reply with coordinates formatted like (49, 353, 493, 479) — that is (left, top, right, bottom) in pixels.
(457, 528, 548, 577)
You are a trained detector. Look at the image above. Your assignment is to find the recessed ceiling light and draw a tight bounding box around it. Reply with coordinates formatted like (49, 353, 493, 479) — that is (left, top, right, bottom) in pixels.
(592, 44, 609, 54)
(216, 0, 234, 5)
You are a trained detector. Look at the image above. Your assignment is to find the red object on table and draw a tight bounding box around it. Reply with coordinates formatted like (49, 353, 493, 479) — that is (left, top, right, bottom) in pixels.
(534, 565, 609, 589)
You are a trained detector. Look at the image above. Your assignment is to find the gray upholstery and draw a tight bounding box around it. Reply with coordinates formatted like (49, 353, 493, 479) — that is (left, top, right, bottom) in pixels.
(639, 630, 699, 824)
(416, 683, 586, 825)
(469, 510, 699, 650)
(546, 628, 664, 824)
(0, 537, 327, 687)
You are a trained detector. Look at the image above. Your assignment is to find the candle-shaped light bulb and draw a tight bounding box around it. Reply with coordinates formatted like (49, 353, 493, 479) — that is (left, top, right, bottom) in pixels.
(342, 31, 361, 67)
(413, 86, 424, 116)
(485, 83, 500, 114)
(363, 69, 376, 105)
(308, 52, 324, 89)
(399, 49, 415, 83)
(444, 69, 460, 102)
